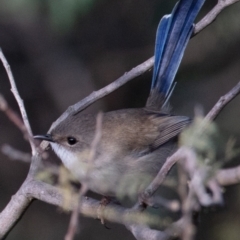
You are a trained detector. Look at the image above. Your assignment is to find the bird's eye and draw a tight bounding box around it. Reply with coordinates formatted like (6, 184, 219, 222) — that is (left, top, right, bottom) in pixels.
(67, 137, 77, 145)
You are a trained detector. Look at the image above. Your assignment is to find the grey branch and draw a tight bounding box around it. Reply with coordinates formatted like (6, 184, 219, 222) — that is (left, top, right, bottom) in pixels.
(49, 57, 154, 131)
(0, 94, 30, 140)
(1, 144, 31, 163)
(205, 81, 240, 121)
(216, 165, 240, 186)
(194, 0, 240, 35)
(0, 49, 37, 155)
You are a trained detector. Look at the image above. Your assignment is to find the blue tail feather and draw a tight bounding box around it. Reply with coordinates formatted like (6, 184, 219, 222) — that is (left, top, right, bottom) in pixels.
(150, 0, 205, 107)
(152, 15, 172, 89)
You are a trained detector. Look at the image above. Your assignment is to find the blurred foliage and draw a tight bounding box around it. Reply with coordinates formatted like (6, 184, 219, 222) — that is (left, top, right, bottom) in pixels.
(1, 0, 98, 32)
(180, 116, 222, 167)
(180, 115, 240, 189)
(57, 165, 79, 211)
(225, 137, 240, 162)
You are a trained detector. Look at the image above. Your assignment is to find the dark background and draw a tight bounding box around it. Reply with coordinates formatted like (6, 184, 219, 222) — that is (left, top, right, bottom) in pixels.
(0, 0, 240, 239)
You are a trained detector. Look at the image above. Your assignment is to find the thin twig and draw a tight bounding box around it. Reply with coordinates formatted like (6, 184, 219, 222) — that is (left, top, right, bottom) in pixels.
(1, 144, 31, 163)
(194, 0, 240, 35)
(216, 166, 240, 186)
(205, 81, 240, 121)
(177, 164, 196, 240)
(139, 147, 188, 205)
(0, 94, 29, 139)
(64, 112, 103, 240)
(88, 112, 103, 164)
(142, 196, 180, 212)
(49, 58, 154, 132)
(65, 185, 88, 240)
(0, 49, 36, 155)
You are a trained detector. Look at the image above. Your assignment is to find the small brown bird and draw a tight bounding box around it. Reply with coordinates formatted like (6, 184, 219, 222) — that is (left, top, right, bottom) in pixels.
(34, 0, 205, 199)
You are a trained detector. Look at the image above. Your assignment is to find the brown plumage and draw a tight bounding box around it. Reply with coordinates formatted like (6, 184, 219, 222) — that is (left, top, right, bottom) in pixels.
(41, 108, 190, 197)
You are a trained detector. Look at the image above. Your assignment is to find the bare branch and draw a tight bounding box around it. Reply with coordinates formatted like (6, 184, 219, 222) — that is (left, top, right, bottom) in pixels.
(27, 181, 163, 229)
(0, 94, 29, 139)
(64, 185, 88, 240)
(216, 166, 240, 186)
(1, 144, 31, 163)
(205, 81, 240, 121)
(139, 147, 186, 205)
(142, 196, 180, 212)
(65, 112, 103, 239)
(0, 49, 36, 154)
(0, 154, 44, 238)
(194, 0, 240, 35)
(49, 57, 154, 131)
(1, 159, 240, 239)
(0, 187, 32, 239)
(127, 224, 168, 240)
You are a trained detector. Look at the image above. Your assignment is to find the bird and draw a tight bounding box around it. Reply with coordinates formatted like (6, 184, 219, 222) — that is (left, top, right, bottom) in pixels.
(34, 0, 205, 200)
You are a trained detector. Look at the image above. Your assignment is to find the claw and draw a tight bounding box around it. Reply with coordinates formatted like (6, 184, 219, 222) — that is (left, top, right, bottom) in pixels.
(97, 196, 112, 226)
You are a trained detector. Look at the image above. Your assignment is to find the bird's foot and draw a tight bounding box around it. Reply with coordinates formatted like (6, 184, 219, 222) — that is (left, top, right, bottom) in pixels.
(97, 196, 112, 227)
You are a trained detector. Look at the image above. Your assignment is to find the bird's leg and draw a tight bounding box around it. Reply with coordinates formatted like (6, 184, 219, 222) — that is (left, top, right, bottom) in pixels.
(97, 196, 116, 227)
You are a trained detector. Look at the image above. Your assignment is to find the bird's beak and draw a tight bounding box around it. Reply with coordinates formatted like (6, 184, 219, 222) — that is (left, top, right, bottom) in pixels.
(34, 134, 55, 142)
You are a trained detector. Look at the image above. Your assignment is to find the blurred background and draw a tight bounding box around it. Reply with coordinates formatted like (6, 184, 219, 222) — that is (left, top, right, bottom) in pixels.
(0, 0, 240, 239)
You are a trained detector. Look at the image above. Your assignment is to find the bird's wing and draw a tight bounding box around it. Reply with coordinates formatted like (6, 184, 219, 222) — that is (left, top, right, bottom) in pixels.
(149, 114, 190, 149)
(127, 113, 190, 155)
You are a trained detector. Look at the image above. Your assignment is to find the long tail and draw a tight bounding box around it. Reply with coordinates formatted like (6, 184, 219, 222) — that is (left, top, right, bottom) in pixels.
(146, 0, 205, 111)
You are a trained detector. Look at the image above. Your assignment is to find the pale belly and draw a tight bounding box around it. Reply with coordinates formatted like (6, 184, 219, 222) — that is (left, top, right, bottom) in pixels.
(50, 140, 176, 198)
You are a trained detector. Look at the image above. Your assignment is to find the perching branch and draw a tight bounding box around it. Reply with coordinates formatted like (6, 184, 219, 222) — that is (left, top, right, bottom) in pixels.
(0, 155, 41, 239)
